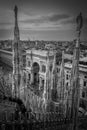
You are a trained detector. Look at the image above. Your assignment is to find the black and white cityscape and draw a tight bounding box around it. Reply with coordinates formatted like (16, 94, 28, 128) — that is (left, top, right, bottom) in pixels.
(0, 0, 87, 130)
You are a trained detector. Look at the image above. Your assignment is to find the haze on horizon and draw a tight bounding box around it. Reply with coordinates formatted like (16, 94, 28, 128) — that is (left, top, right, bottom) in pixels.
(0, 0, 87, 41)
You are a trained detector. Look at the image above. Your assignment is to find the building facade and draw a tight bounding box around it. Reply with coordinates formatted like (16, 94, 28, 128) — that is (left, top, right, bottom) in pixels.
(23, 49, 59, 112)
(64, 57, 87, 110)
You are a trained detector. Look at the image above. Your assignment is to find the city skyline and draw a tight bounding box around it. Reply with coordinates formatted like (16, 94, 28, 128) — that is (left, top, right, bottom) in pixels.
(0, 0, 87, 41)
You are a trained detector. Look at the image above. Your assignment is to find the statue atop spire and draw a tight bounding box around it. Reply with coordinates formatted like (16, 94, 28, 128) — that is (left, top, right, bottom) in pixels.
(14, 5, 20, 41)
(14, 5, 18, 18)
(76, 12, 83, 39)
(76, 12, 83, 32)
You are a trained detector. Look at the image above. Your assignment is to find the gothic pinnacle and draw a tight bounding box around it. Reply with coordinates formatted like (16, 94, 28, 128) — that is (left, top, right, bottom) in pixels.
(14, 5, 20, 41)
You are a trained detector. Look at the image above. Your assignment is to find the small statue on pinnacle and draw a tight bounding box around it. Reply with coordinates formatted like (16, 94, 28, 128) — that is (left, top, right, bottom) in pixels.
(14, 5, 18, 15)
(76, 12, 83, 32)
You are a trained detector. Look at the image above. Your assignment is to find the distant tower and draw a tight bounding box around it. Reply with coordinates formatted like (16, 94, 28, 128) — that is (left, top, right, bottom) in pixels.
(12, 5, 22, 98)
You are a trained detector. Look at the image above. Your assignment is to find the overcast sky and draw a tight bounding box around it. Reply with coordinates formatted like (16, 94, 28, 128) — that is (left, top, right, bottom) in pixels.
(0, 0, 87, 41)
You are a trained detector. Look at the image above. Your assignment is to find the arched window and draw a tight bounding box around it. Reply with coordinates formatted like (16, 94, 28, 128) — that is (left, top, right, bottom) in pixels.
(42, 65, 46, 73)
(32, 62, 40, 85)
(66, 74, 69, 80)
(50, 64, 52, 72)
(42, 80, 44, 87)
(66, 82, 68, 90)
(56, 68, 60, 73)
(84, 81, 86, 87)
(28, 61, 31, 67)
(82, 91, 85, 98)
(84, 75, 87, 79)
(28, 73, 31, 81)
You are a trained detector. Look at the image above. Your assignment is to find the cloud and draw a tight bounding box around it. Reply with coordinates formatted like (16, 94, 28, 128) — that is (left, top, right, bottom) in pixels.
(0, 9, 73, 34)
(20, 13, 70, 24)
(19, 22, 62, 31)
(18, 13, 71, 31)
(0, 11, 69, 32)
(0, 22, 13, 30)
(61, 17, 75, 25)
(48, 14, 70, 22)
